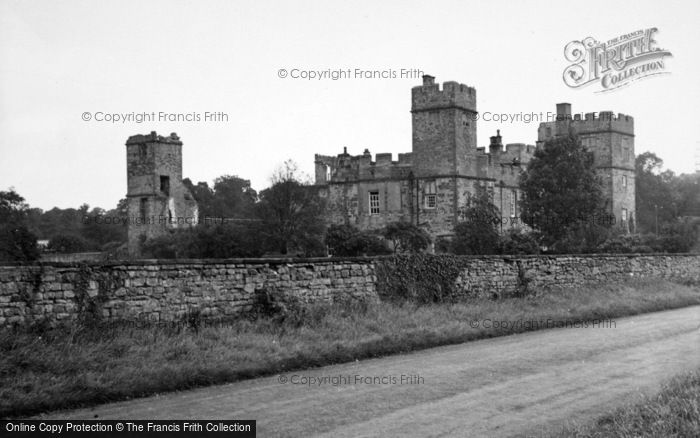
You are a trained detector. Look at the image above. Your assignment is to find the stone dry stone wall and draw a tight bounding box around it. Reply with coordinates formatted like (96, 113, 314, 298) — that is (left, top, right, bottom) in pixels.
(0, 258, 378, 327)
(453, 253, 699, 299)
(0, 254, 698, 328)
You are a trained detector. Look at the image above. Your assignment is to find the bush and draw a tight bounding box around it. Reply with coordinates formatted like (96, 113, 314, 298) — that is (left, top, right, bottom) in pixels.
(383, 222, 431, 253)
(452, 221, 500, 255)
(434, 236, 452, 254)
(499, 229, 540, 255)
(548, 221, 611, 254)
(596, 219, 699, 254)
(48, 234, 92, 253)
(142, 223, 265, 258)
(325, 224, 390, 256)
(451, 191, 500, 255)
(656, 219, 700, 253)
(0, 225, 39, 262)
(296, 235, 327, 257)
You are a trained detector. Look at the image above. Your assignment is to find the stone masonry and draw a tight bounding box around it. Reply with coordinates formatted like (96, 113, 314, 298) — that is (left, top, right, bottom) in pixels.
(126, 131, 199, 257)
(538, 104, 636, 230)
(315, 75, 635, 241)
(1, 253, 697, 328)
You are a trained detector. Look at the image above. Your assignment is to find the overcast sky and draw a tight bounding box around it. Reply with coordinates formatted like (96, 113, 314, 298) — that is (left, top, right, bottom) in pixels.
(1, 0, 698, 211)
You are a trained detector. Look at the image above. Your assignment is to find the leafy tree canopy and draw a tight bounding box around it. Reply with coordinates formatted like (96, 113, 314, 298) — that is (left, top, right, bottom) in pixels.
(519, 135, 606, 245)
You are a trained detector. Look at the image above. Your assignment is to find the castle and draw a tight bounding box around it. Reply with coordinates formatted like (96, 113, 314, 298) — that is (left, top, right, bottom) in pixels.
(125, 131, 198, 256)
(314, 75, 635, 242)
(122, 76, 636, 256)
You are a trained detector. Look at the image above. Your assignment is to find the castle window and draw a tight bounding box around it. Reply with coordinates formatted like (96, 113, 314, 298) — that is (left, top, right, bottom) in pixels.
(160, 175, 170, 196)
(621, 208, 628, 222)
(510, 190, 517, 217)
(424, 180, 437, 209)
(369, 191, 380, 215)
(622, 175, 628, 188)
(325, 165, 331, 182)
(139, 197, 148, 221)
(623, 139, 631, 161)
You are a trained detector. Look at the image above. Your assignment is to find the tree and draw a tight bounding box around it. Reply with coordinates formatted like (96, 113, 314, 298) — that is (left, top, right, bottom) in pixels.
(81, 202, 128, 248)
(256, 160, 326, 255)
(635, 152, 676, 233)
(0, 189, 39, 262)
(183, 175, 258, 220)
(673, 173, 700, 217)
(451, 190, 501, 254)
(383, 222, 431, 253)
(519, 135, 607, 248)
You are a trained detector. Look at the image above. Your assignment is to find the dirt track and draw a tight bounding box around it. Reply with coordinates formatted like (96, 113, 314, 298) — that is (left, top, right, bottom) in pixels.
(41, 306, 700, 437)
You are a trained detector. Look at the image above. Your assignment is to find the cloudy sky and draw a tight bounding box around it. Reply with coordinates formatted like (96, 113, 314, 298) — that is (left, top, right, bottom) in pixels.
(1, 0, 698, 210)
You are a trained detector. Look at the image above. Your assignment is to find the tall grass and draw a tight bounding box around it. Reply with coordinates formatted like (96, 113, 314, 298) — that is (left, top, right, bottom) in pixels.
(1, 279, 698, 418)
(556, 369, 700, 437)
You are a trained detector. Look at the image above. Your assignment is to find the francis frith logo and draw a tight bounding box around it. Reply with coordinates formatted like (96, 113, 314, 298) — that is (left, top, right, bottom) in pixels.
(563, 28, 672, 92)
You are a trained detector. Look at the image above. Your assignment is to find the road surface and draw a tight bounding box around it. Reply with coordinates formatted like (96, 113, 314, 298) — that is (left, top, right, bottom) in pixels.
(40, 306, 700, 437)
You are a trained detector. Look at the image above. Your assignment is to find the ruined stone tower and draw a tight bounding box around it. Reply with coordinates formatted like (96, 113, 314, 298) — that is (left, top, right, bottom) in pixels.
(125, 131, 198, 256)
(538, 104, 635, 230)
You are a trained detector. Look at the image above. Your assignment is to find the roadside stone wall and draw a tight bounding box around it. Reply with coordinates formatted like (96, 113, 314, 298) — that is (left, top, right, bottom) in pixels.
(0, 254, 698, 327)
(453, 254, 699, 298)
(0, 258, 378, 327)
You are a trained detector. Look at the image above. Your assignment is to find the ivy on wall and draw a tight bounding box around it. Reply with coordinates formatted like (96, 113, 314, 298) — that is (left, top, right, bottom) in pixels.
(375, 254, 471, 303)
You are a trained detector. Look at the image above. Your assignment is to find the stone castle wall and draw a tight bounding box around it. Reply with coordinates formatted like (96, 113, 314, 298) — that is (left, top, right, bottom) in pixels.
(0, 254, 698, 328)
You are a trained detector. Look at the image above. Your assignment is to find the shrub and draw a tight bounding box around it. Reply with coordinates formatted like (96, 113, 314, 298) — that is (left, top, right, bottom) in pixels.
(142, 223, 265, 258)
(0, 225, 39, 262)
(548, 221, 611, 254)
(451, 191, 500, 255)
(383, 222, 431, 253)
(596, 218, 700, 254)
(434, 236, 452, 254)
(48, 234, 92, 253)
(325, 224, 390, 256)
(499, 229, 540, 255)
(296, 235, 327, 257)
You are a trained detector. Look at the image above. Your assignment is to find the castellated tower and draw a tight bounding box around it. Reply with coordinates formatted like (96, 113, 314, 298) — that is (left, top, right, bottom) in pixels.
(537, 104, 636, 230)
(125, 131, 198, 257)
(411, 75, 478, 177)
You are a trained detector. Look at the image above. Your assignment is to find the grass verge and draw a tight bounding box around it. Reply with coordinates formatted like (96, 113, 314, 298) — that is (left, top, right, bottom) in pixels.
(554, 368, 700, 437)
(1, 278, 699, 418)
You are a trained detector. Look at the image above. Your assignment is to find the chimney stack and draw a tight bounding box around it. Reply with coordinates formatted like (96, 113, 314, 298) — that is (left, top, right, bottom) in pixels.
(556, 103, 572, 121)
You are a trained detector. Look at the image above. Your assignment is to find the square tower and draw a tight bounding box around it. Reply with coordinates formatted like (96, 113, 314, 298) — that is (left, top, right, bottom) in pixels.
(411, 75, 478, 178)
(537, 105, 635, 230)
(125, 131, 198, 256)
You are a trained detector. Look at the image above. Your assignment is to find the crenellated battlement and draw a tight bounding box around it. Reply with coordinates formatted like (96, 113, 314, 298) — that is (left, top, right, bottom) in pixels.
(473, 131, 536, 183)
(411, 75, 477, 113)
(126, 131, 182, 146)
(314, 148, 413, 184)
(538, 105, 634, 138)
